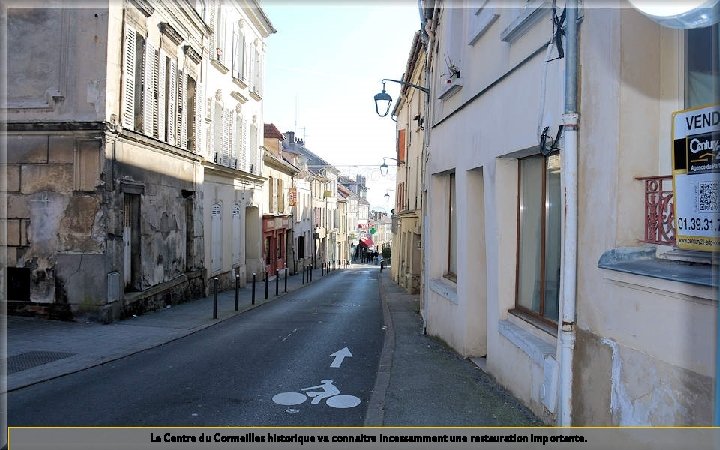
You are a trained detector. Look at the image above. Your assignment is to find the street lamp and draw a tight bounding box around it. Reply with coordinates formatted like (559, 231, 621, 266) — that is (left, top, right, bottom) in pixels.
(379, 157, 404, 176)
(373, 78, 430, 118)
(628, 0, 719, 28)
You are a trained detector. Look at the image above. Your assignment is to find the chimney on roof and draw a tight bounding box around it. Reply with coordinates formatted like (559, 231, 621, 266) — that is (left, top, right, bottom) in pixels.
(286, 131, 296, 143)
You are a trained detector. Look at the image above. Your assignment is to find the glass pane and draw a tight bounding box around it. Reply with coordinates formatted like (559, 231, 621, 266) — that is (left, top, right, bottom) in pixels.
(686, 24, 718, 108)
(448, 173, 457, 276)
(544, 153, 562, 321)
(517, 157, 543, 312)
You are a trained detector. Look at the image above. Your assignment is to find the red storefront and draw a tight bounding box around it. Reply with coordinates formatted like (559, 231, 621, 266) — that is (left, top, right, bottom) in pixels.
(262, 215, 292, 276)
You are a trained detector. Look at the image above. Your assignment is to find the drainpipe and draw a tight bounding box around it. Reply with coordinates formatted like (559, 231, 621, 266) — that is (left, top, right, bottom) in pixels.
(419, 1, 435, 333)
(558, 0, 579, 427)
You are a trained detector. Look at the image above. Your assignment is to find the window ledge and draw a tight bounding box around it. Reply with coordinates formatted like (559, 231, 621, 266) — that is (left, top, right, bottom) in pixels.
(498, 319, 555, 366)
(499, 0, 551, 43)
(598, 246, 716, 287)
(211, 59, 229, 74)
(429, 277, 458, 304)
(232, 77, 248, 90)
(438, 78, 463, 101)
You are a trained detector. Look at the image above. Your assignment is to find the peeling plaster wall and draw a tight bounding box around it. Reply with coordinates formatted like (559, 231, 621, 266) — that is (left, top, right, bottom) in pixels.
(6, 133, 107, 312)
(113, 138, 198, 290)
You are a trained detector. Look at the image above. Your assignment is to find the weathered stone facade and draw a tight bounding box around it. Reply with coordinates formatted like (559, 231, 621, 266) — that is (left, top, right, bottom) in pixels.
(3, 2, 211, 322)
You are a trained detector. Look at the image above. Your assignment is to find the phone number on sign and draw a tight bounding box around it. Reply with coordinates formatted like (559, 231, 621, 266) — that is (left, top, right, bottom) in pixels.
(677, 216, 720, 232)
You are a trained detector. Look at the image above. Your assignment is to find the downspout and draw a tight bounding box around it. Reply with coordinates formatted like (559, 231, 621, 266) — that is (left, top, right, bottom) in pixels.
(419, 0, 434, 333)
(558, 0, 579, 427)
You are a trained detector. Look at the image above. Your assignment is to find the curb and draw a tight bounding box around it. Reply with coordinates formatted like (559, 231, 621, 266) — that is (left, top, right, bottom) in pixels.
(364, 269, 395, 426)
(6, 268, 342, 393)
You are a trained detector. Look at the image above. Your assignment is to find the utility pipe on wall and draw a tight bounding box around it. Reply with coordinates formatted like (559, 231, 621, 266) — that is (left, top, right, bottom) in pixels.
(558, 0, 579, 427)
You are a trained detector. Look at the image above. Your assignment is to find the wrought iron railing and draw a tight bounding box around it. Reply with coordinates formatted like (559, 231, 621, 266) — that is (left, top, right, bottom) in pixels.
(637, 175, 675, 245)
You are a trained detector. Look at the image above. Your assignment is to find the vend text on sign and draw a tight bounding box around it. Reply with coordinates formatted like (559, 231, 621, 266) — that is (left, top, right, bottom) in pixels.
(672, 104, 720, 251)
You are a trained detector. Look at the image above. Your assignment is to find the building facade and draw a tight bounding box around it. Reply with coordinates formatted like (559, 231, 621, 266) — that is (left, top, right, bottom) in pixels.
(4, 1, 211, 321)
(417, 0, 718, 425)
(390, 31, 425, 293)
(261, 123, 297, 276)
(199, 0, 275, 290)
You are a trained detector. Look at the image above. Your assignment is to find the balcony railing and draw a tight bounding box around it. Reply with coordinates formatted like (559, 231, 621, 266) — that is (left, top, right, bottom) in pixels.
(637, 175, 675, 245)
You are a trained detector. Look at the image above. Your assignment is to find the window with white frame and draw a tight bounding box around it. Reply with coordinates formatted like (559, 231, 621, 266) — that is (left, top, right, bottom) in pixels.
(249, 122, 258, 173)
(232, 21, 246, 81)
(186, 74, 197, 152)
(235, 111, 247, 171)
(158, 49, 178, 145)
(213, 101, 223, 164)
(215, 5, 227, 64)
(122, 25, 147, 132)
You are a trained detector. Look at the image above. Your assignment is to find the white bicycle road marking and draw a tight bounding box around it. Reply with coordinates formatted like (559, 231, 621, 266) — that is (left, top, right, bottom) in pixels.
(272, 380, 361, 409)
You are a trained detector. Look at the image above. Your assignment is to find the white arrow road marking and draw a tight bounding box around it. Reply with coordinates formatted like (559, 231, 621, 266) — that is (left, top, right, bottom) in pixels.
(330, 347, 352, 368)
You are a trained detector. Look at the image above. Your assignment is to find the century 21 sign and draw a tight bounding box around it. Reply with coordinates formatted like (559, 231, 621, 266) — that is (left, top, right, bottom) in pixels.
(672, 104, 720, 251)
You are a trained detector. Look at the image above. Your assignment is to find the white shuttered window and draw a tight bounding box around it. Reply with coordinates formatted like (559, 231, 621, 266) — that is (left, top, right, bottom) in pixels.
(122, 25, 137, 130)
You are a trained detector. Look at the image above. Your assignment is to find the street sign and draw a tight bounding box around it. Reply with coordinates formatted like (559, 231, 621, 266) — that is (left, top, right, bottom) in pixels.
(671, 104, 720, 251)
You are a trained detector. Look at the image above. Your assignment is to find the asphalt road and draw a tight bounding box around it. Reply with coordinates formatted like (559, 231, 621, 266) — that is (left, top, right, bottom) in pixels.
(8, 268, 384, 426)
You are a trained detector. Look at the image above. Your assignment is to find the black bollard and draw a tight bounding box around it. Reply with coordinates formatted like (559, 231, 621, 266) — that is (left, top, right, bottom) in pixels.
(321, 262, 324, 276)
(235, 274, 239, 311)
(213, 277, 218, 320)
(252, 273, 256, 305)
(302, 265, 305, 284)
(275, 269, 279, 296)
(264, 271, 268, 299)
(284, 268, 288, 293)
(310, 265, 313, 282)
(381, 260, 385, 272)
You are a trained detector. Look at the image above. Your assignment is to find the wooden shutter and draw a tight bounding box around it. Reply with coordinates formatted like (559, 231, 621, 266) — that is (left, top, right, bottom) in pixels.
(236, 114, 246, 170)
(243, 41, 251, 82)
(222, 110, 231, 165)
(195, 79, 203, 154)
(397, 128, 407, 162)
(152, 48, 159, 138)
(231, 22, 238, 78)
(157, 50, 167, 142)
(178, 69, 187, 149)
(239, 32, 246, 80)
(122, 25, 136, 130)
(143, 41, 155, 137)
(167, 58, 177, 145)
(227, 110, 234, 166)
(241, 118, 248, 171)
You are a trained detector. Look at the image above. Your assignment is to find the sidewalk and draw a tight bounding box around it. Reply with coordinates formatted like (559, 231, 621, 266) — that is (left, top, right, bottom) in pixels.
(5, 264, 541, 427)
(4, 264, 338, 393)
(368, 269, 542, 426)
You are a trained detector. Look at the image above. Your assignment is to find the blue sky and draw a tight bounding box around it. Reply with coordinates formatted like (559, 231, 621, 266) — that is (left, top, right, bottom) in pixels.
(262, 2, 422, 209)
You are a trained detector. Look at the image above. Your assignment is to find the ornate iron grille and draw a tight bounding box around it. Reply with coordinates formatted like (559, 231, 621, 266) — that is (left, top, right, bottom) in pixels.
(637, 175, 675, 245)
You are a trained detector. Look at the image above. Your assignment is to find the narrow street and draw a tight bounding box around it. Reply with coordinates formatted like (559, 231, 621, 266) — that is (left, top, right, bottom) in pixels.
(8, 268, 384, 426)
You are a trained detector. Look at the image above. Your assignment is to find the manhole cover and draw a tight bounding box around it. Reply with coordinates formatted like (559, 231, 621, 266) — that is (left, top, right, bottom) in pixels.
(6, 351, 76, 374)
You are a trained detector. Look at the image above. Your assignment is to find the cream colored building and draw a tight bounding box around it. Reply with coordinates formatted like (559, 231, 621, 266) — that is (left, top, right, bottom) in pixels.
(419, 0, 717, 425)
(199, 0, 275, 290)
(390, 31, 425, 294)
(4, 1, 210, 321)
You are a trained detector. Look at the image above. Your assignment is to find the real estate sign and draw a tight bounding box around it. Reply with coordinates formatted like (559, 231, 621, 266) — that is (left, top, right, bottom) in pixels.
(672, 104, 720, 251)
